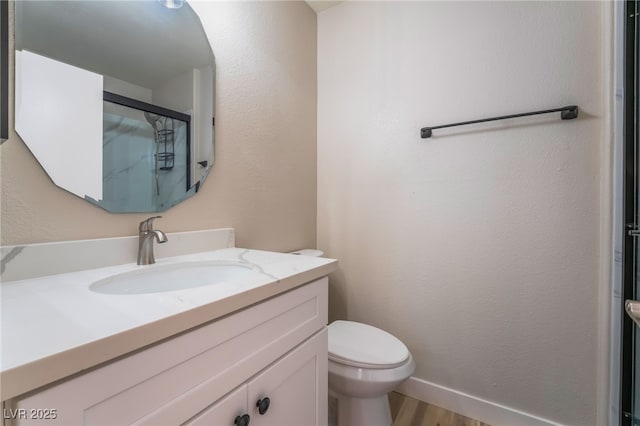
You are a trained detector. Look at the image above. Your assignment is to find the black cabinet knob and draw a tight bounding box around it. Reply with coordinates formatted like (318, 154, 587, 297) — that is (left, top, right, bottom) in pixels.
(234, 414, 250, 426)
(256, 397, 270, 415)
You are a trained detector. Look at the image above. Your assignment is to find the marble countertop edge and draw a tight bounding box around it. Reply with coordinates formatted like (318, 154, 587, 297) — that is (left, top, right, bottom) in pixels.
(0, 249, 338, 401)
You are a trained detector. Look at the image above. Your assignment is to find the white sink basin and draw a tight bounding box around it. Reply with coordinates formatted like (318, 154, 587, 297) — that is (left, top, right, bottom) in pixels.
(89, 261, 255, 295)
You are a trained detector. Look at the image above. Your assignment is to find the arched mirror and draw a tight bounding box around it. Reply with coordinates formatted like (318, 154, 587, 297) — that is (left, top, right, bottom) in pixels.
(14, 0, 215, 213)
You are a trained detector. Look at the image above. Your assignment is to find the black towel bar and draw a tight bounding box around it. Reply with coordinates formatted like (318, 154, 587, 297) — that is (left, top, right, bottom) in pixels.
(420, 105, 579, 139)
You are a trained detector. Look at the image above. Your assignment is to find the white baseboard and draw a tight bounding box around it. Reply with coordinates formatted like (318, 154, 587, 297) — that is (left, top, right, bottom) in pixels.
(395, 377, 564, 426)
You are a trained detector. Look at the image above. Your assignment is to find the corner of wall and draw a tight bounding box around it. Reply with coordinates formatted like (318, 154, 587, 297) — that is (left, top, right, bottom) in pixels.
(597, 1, 616, 425)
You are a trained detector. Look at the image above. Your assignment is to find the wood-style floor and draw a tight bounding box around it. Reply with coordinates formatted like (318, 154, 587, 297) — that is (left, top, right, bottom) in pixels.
(389, 392, 491, 426)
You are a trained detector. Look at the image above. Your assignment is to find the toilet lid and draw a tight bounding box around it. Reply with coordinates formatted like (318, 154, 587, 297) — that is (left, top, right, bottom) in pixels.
(328, 320, 410, 369)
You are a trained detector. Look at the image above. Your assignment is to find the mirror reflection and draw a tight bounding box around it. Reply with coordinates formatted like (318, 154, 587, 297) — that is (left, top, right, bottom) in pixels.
(14, 0, 215, 212)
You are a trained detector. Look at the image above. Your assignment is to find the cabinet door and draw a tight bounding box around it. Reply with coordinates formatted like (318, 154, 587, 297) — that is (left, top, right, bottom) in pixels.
(248, 329, 327, 426)
(184, 385, 247, 426)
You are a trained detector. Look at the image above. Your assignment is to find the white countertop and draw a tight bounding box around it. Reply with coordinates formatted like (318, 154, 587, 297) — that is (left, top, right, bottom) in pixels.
(0, 248, 337, 401)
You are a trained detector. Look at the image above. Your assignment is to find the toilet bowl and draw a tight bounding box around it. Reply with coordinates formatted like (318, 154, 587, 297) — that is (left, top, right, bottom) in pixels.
(328, 320, 415, 426)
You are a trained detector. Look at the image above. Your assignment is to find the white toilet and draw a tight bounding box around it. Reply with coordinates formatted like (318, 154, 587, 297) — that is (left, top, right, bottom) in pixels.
(328, 320, 415, 426)
(290, 249, 414, 426)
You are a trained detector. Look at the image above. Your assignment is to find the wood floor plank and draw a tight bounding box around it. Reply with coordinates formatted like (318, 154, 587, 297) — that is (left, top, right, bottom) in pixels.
(389, 391, 404, 420)
(422, 403, 452, 426)
(389, 392, 491, 426)
(393, 393, 420, 426)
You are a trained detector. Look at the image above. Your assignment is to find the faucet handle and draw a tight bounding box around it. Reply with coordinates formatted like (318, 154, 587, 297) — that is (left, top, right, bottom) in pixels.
(139, 216, 162, 232)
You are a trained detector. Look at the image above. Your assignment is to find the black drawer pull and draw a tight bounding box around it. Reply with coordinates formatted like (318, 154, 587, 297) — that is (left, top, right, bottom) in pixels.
(234, 414, 250, 426)
(256, 397, 270, 415)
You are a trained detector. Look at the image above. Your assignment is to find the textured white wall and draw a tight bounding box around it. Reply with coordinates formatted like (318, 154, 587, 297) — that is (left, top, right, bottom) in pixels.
(317, 2, 602, 424)
(2, 1, 317, 251)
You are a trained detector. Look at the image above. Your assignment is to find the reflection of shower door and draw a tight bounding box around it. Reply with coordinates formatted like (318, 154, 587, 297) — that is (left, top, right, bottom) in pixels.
(622, 1, 639, 425)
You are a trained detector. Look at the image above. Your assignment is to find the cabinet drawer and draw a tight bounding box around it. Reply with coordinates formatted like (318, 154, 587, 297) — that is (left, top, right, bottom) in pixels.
(184, 385, 247, 426)
(8, 278, 328, 425)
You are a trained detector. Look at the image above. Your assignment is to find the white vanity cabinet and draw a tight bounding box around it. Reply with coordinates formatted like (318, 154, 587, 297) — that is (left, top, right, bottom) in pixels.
(4, 278, 328, 426)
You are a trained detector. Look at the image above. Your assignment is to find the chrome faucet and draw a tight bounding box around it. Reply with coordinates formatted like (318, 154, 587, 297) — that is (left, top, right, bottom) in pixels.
(137, 216, 168, 265)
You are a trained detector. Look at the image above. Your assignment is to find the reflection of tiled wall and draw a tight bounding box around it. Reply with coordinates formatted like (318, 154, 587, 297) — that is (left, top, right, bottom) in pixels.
(101, 105, 192, 213)
(102, 109, 155, 212)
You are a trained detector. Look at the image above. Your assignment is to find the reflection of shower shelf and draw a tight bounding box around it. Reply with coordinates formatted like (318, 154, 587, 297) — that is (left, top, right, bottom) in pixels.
(155, 128, 175, 170)
(156, 152, 175, 170)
